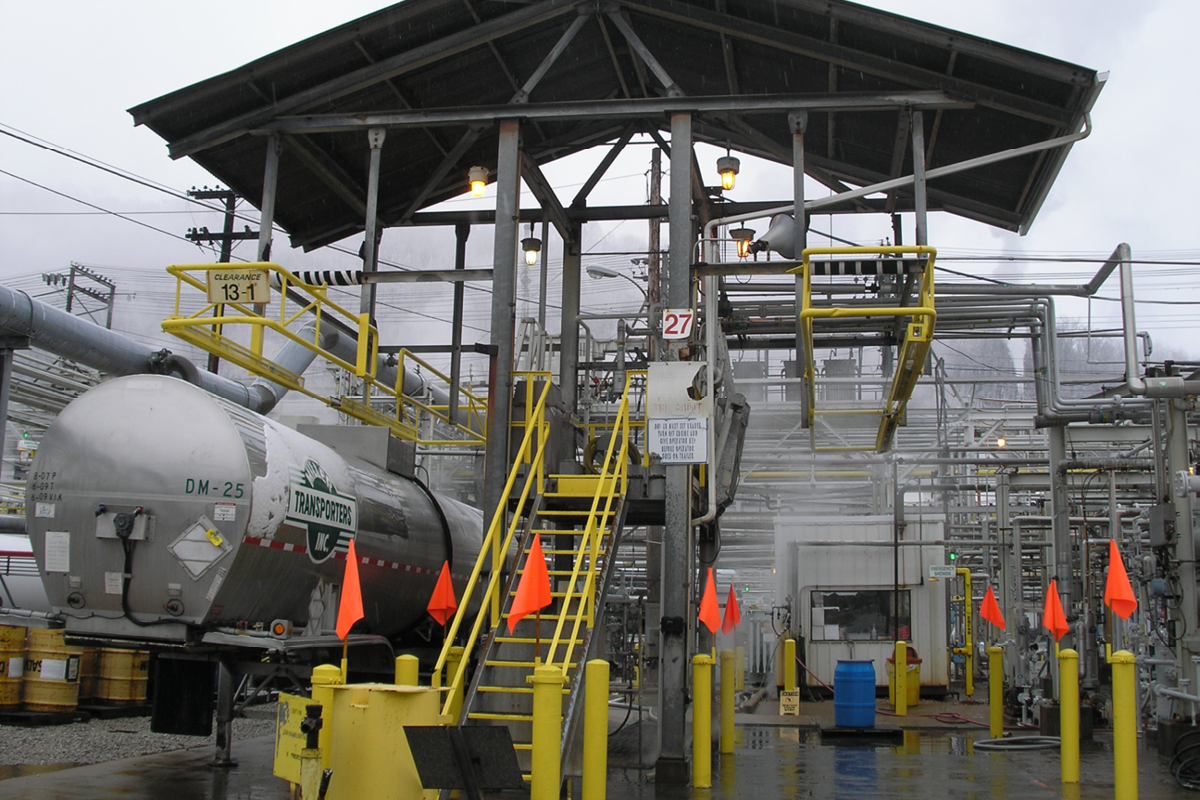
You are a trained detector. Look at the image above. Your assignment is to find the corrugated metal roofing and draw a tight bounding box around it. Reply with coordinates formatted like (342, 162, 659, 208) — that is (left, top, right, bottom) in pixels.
(129, 0, 1102, 251)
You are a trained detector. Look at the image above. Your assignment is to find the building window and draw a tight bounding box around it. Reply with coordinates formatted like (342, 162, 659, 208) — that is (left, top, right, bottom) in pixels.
(810, 590, 911, 641)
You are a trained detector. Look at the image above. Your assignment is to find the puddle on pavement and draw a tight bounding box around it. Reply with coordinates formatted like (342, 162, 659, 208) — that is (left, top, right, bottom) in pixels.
(0, 762, 81, 781)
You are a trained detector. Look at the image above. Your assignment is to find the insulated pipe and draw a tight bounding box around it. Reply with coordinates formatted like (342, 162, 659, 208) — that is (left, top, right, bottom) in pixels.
(1122, 242, 1200, 398)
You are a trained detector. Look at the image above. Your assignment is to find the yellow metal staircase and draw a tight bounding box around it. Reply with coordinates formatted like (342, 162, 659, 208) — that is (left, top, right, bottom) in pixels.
(433, 371, 639, 786)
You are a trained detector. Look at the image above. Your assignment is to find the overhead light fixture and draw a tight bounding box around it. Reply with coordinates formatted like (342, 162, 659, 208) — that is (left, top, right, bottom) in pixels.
(717, 151, 740, 191)
(586, 265, 620, 280)
(468, 165, 489, 197)
(997, 435, 1007, 449)
(521, 229, 542, 267)
(730, 227, 756, 259)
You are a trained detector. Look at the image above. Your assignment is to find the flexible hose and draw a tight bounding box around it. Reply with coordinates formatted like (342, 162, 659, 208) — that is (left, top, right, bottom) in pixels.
(973, 736, 1060, 751)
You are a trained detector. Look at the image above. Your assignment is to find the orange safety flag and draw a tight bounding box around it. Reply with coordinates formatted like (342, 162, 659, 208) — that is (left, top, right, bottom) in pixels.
(1042, 578, 1069, 642)
(508, 533, 552, 633)
(721, 584, 742, 635)
(979, 585, 1006, 631)
(427, 560, 458, 626)
(336, 538, 364, 640)
(1104, 539, 1138, 621)
(698, 568, 721, 635)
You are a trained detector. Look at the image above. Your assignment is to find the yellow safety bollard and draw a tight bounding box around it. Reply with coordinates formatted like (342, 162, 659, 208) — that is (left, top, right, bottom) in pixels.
(582, 660, 609, 800)
(989, 646, 1004, 740)
(1058, 648, 1079, 784)
(692, 653, 714, 789)
(783, 638, 796, 692)
(445, 645, 465, 722)
(720, 650, 735, 755)
(895, 641, 908, 716)
(309, 664, 343, 771)
(735, 645, 746, 690)
(395, 654, 420, 686)
(1111, 650, 1139, 800)
(530, 665, 565, 800)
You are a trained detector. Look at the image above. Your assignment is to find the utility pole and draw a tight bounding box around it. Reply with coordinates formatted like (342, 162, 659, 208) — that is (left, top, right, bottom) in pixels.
(186, 187, 258, 372)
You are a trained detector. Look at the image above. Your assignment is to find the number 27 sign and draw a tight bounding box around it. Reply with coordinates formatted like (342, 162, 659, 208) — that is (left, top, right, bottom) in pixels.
(662, 308, 695, 340)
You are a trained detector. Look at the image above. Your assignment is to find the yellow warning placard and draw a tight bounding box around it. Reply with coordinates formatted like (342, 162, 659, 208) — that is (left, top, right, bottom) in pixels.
(780, 689, 801, 716)
(273, 692, 310, 783)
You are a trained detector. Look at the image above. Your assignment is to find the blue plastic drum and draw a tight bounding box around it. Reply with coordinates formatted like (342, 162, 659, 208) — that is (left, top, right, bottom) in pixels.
(833, 660, 876, 728)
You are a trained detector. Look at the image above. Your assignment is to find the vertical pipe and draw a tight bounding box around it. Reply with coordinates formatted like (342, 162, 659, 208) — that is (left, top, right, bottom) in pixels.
(1058, 648, 1080, 784)
(1049, 426, 1073, 651)
(257, 135, 281, 263)
(484, 119, 522, 624)
(692, 654, 713, 789)
(449, 223, 469, 425)
(720, 649, 735, 754)
(657, 112, 693, 784)
(394, 654, 419, 686)
(558, 224, 582, 412)
(538, 217, 550, 331)
(989, 646, 1004, 739)
(910, 109, 928, 246)
(783, 638, 796, 692)
(582, 659, 609, 800)
(1111, 650, 1139, 800)
(958, 567, 974, 697)
(359, 127, 387, 319)
(895, 640, 908, 716)
(1168, 399, 1198, 684)
(530, 665, 565, 800)
(790, 112, 808, 426)
(735, 645, 745, 690)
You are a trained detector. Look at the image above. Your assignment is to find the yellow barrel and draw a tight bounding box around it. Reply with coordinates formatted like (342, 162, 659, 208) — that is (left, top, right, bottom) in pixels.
(77, 648, 99, 702)
(96, 648, 151, 706)
(23, 628, 83, 712)
(0, 625, 25, 709)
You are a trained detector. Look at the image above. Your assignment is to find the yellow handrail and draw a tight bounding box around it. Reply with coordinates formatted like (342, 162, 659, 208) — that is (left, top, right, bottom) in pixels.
(433, 372, 553, 718)
(544, 370, 639, 675)
(789, 246, 937, 452)
(162, 263, 485, 446)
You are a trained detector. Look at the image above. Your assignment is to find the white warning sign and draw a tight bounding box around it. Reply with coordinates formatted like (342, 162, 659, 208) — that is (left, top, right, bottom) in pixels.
(648, 418, 709, 465)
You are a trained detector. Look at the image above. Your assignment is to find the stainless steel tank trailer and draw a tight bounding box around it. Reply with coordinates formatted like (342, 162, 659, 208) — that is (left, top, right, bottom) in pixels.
(23, 374, 484, 730)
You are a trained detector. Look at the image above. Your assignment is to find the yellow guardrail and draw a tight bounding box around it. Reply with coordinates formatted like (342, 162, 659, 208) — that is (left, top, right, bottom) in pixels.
(543, 370, 638, 676)
(433, 372, 553, 718)
(162, 262, 485, 446)
(789, 246, 936, 453)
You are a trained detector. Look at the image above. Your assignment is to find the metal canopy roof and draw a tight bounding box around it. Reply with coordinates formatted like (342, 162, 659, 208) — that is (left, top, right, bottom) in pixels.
(130, 0, 1103, 252)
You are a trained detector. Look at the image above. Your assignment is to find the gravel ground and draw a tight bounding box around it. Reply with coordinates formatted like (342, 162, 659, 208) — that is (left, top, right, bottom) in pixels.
(0, 710, 277, 767)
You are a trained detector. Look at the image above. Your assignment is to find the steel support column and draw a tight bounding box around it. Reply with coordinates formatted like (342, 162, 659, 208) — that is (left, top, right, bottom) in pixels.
(256, 135, 281, 262)
(359, 127, 387, 319)
(483, 119, 522, 545)
(558, 222, 583, 413)
(911, 109, 928, 246)
(790, 112, 808, 427)
(449, 223, 470, 425)
(657, 111, 693, 785)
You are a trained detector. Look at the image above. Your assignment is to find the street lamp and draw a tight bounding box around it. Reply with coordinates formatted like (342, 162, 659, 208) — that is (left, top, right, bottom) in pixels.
(586, 265, 648, 299)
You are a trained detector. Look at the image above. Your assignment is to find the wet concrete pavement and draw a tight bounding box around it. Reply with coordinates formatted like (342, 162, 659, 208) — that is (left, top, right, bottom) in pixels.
(0, 700, 1193, 799)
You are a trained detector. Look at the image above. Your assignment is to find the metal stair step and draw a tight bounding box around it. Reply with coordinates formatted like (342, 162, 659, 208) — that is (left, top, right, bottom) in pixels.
(494, 636, 584, 645)
(484, 659, 579, 669)
(475, 685, 571, 695)
(466, 712, 533, 722)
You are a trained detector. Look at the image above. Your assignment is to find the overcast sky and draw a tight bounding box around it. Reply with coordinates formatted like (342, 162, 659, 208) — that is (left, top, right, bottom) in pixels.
(2, 0, 1197, 359)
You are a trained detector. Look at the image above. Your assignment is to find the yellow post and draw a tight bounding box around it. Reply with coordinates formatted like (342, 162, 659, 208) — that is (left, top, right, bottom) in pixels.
(582, 659, 609, 800)
(530, 665, 565, 800)
(783, 638, 796, 692)
(1111, 650, 1139, 800)
(988, 646, 1004, 739)
(395, 654, 420, 686)
(957, 567, 974, 697)
(1058, 648, 1079, 784)
(894, 641, 908, 716)
(445, 646, 465, 722)
(692, 654, 714, 788)
(735, 645, 746, 690)
(720, 649, 735, 755)
(309, 664, 343, 770)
